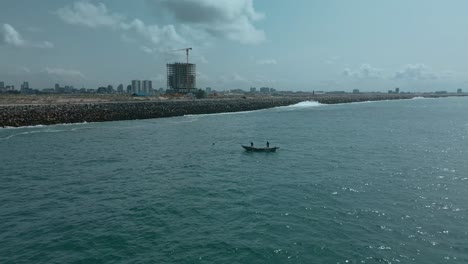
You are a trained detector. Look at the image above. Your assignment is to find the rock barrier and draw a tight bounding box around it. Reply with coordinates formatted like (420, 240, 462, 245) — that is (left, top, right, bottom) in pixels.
(0, 94, 445, 127)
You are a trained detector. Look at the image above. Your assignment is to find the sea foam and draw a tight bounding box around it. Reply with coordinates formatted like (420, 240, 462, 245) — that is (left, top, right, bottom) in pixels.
(279, 100, 323, 109)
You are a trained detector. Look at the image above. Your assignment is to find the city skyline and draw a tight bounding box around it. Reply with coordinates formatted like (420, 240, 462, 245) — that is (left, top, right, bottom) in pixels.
(1, 0, 468, 91)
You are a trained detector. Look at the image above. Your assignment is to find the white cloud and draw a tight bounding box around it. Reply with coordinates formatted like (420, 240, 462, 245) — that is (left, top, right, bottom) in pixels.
(57, 2, 186, 52)
(257, 59, 277, 65)
(197, 55, 208, 64)
(121, 19, 186, 49)
(254, 76, 276, 85)
(393, 64, 438, 80)
(1, 23, 53, 49)
(196, 71, 210, 81)
(342, 64, 383, 79)
(147, 0, 266, 44)
(56, 1, 124, 28)
(325, 56, 340, 65)
(35, 41, 54, 49)
(44, 67, 86, 79)
(232, 72, 247, 82)
(140, 45, 154, 54)
(1, 24, 25, 46)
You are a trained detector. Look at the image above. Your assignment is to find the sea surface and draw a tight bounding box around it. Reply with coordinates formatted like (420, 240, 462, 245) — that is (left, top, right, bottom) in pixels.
(1, 97, 468, 263)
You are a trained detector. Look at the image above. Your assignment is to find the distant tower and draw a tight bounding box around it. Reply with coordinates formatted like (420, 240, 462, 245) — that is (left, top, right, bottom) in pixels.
(0, 81, 4, 89)
(131, 80, 141, 93)
(142, 80, 152, 94)
(166, 63, 196, 93)
(395, 87, 400, 94)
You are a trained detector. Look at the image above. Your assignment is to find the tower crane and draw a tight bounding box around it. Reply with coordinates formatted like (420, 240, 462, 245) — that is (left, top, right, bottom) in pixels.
(172, 47, 193, 92)
(173, 47, 192, 64)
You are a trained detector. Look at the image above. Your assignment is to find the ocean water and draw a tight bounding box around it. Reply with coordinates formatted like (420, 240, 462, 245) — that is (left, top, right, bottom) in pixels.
(1, 97, 468, 263)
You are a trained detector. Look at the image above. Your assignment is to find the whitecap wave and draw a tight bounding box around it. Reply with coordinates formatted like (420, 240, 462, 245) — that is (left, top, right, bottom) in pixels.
(184, 109, 260, 117)
(0, 121, 89, 130)
(278, 100, 323, 110)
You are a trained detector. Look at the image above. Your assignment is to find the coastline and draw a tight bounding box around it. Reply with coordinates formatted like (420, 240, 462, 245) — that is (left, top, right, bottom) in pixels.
(0, 93, 464, 127)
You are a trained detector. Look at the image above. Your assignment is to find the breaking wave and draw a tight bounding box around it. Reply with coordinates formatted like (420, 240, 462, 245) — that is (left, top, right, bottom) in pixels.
(279, 100, 323, 109)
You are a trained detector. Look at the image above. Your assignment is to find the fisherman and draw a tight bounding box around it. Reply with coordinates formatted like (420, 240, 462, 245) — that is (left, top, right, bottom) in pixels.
(250, 142, 254, 147)
(266, 141, 270, 148)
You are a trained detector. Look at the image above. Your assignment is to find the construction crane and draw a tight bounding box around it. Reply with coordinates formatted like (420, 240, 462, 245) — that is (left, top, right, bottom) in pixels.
(172, 47, 193, 92)
(173, 47, 192, 64)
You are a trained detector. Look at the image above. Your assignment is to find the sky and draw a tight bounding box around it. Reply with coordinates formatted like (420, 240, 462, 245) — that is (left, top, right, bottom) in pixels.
(1, 0, 468, 92)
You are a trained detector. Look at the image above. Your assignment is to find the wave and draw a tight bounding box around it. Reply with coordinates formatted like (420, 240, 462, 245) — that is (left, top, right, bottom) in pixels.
(0, 122, 91, 140)
(184, 109, 260, 118)
(0, 121, 89, 130)
(277, 100, 323, 110)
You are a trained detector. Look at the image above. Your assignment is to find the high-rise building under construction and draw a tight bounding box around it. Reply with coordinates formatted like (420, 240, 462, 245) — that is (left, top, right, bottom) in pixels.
(166, 63, 196, 93)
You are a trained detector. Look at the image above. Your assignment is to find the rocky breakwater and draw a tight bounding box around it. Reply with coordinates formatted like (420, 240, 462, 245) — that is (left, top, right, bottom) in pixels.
(0, 97, 307, 127)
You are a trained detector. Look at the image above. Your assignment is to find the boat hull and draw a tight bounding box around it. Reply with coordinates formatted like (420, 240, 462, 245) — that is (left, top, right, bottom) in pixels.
(242, 145, 279, 152)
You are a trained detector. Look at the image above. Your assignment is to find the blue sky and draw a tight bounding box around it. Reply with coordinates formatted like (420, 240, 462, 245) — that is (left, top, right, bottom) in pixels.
(1, 0, 467, 92)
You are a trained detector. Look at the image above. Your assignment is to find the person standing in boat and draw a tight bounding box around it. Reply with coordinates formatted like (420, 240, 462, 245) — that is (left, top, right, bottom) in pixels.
(250, 142, 254, 147)
(266, 141, 270, 148)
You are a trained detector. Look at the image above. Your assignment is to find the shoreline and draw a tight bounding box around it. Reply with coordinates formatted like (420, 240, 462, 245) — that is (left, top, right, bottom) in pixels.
(0, 94, 465, 127)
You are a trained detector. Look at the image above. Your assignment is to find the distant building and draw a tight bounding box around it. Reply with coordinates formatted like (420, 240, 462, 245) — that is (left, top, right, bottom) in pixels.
(97, 87, 107, 94)
(353, 89, 360, 94)
(260, 87, 270, 93)
(0, 81, 4, 89)
(42, 88, 55, 93)
(205, 87, 212, 93)
(166, 63, 196, 93)
(126, 85, 132, 94)
(107, 85, 114, 94)
(457, 88, 462, 94)
(230, 89, 245, 94)
(117, 84, 124, 93)
(395, 87, 400, 94)
(250, 87, 256, 93)
(131, 80, 141, 93)
(142, 80, 152, 94)
(20, 82, 33, 94)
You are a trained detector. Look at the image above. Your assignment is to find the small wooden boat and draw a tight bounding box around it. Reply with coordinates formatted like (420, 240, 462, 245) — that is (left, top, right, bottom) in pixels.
(242, 145, 279, 152)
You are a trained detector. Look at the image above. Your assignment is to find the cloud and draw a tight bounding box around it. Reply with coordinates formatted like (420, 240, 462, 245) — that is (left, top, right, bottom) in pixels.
(393, 64, 438, 80)
(342, 64, 383, 79)
(254, 76, 276, 85)
(35, 41, 54, 49)
(1, 23, 54, 49)
(325, 56, 340, 65)
(196, 71, 210, 82)
(44, 67, 86, 79)
(121, 19, 186, 49)
(57, 2, 186, 52)
(140, 45, 154, 54)
(257, 59, 277, 65)
(56, 1, 124, 28)
(147, 0, 265, 44)
(1, 24, 25, 46)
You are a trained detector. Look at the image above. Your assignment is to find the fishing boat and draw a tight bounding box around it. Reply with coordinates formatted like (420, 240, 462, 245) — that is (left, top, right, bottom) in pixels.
(242, 145, 279, 152)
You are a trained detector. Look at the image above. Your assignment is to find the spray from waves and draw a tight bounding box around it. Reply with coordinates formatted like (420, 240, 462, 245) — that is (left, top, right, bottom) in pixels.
(0, 122, 91, 140)
(277, 100, 323, 110)
(0, 121, 89, 130)
(184, 109, 261, 118)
